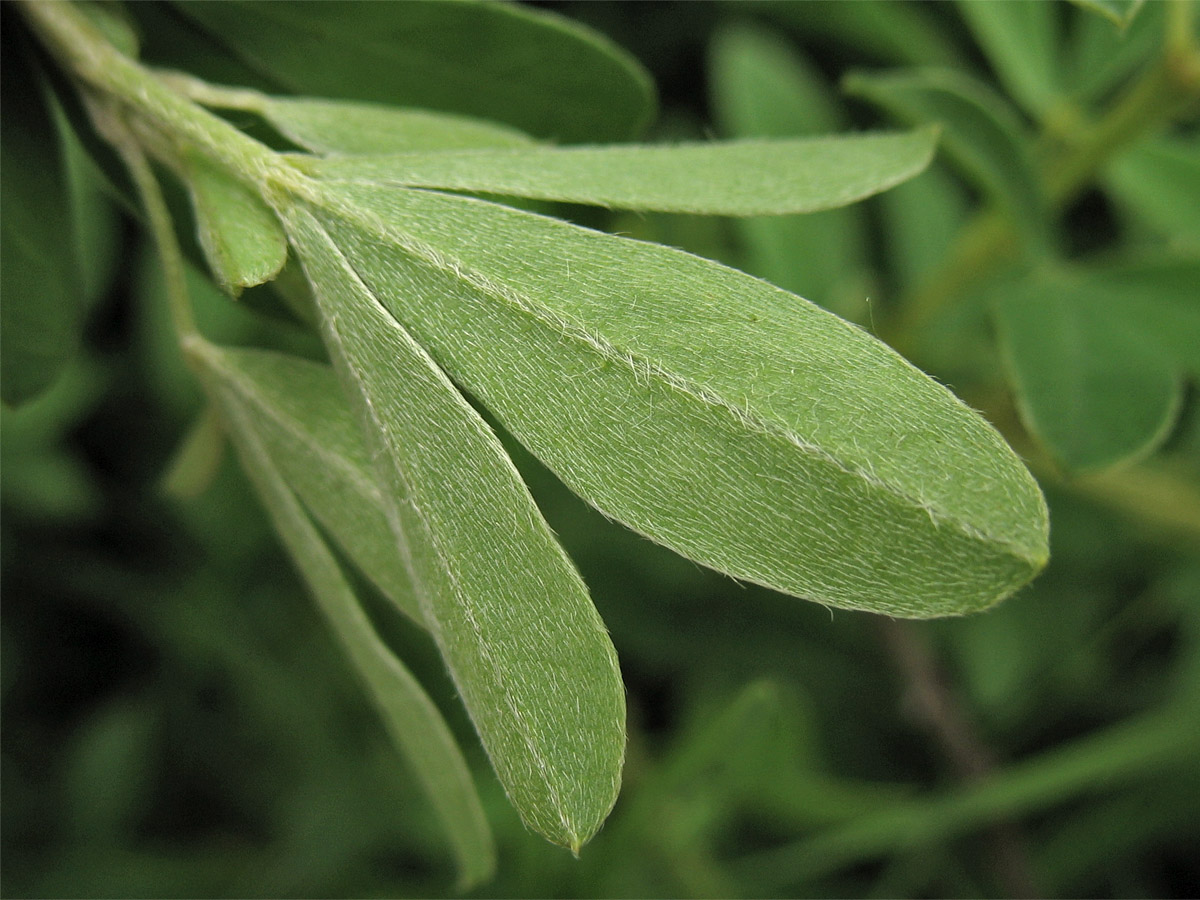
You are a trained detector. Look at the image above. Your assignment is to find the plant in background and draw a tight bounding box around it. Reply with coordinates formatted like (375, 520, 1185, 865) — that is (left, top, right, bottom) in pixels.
(2, 1, 1197, 896)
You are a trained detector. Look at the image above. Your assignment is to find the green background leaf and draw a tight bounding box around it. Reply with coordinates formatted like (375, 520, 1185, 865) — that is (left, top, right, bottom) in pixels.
(1, 24, 83, 406)
(995, 263, 1200, 471)
(844, 67, 1048, 246)
(166, 0, 655, 143)
(955, 0, 1062, 118)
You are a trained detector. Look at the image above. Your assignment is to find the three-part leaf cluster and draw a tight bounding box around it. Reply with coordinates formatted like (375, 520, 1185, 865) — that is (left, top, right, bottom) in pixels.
(6, 0, 1061, 884)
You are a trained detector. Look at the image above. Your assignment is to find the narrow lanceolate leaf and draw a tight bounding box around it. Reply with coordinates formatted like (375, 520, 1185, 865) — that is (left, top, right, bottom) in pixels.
(300, 182, 1049, 617)
(180, 149, 287, 295)
(299, 129, 937, 216)
(844, 68, 1047, 245)
(207, 379, 494, 888)
(254, 97, 534, 156)
(196, 343, 422, 624)
(278, 204, 625, 850)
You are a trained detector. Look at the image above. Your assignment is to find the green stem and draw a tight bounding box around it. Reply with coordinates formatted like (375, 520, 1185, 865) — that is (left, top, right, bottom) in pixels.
(732, 703, 1198, 890)
(18, 0, 288, 190)
(109, 116, 199, 345)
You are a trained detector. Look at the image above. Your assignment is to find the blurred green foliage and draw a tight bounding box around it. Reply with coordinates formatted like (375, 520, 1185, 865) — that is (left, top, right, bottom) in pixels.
(3, 1, 1199, 897)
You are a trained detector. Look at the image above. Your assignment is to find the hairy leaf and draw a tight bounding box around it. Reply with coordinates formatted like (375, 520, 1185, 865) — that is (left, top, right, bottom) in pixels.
(279, 204, 626, 850)
(180, 149, 287, 295)
(300, 129, 937, 216)
(254, 97, 534, 156)
(196, 344, 422, 624)
(844, 67, 1047, 246)
(170, 0, 655, 143)
(297, 181, 1049, 617)
(210, 378, 495, 888)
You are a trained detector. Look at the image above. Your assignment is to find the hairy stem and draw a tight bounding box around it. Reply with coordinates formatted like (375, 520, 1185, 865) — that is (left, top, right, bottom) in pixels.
(19, 0, 289, 190)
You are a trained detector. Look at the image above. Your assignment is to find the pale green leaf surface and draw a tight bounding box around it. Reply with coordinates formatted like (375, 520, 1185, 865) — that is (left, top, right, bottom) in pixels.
(844, 68, 1047, 245)
(181, 150, 287, 295)
(170, 0, 654, 143)
(208, 382, 495, 888)
(707, 24, 868, 317)
(1105, 136, 1200, 246)
(956, 0, 1062, 118)
(197, 344, 423, 624)
(257, 97, 535, 156)
(994, 271, 1193, 471)
(1, 35, 83, 406)
(299, 129, 938, 216)
(302, 182, 1048, 616)
(278, 204, 625, 850)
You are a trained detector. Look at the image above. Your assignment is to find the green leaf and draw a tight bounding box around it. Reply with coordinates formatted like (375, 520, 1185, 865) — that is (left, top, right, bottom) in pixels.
(880, 163, 971, 292)
(994, 265, 1200, 471)
(169, 0, 655, 143)
(299, 181, 1049, 617)
(180, 149, 287, 295)
(254, 97, 535, 156)
(707, 24, 869, 317)
(844, 67, 1048, 246)
(1064, 0, 1163, 103)
(278, 203, 626, 850)
(196, 344, 423, 625)
(1, 25, 83, 406)
(709, 24, 843, 138)
(207, 378, 495, 888)
(749, 0, 965, 68)
(1105, 136, 1200, 247)
(1089, 257, 1200, 374)
(1069, 0, 1147, 29)
(301, 129, 938, 216)
(955, 0, 1062, 118)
